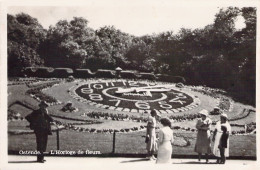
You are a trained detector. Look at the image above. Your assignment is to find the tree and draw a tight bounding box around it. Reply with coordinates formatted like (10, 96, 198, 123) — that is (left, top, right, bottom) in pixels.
(8, 13, 46, 76)
(39, 17, 97, 69)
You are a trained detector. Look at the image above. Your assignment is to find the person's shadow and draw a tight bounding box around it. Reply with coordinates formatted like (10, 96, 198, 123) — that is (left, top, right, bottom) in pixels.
(8, 160, 38, 164)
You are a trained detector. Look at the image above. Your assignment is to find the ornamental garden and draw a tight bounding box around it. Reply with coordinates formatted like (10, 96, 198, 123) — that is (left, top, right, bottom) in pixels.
(8, 68, 256, 157)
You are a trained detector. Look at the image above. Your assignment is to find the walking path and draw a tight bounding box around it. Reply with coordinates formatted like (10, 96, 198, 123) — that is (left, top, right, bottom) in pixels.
(3, 155, 258, 170)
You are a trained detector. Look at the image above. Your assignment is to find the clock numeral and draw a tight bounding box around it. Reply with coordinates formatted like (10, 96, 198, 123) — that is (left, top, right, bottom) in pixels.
(93, 84, 104, 89)
(106, 82, 115, 87)
(128, 81, 139, 87)
(109, 99, 121, 107)
(121, 81, 126, 86)
(158, 101, 172, 109)
(89, 94, 103, 101)
(81, 88, 93, 94)
(169, 97, 186, 105)
(135, 101, 150, 109)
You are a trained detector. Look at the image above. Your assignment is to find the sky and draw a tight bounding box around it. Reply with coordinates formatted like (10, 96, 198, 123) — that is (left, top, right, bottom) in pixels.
(7, 0, 247, 36)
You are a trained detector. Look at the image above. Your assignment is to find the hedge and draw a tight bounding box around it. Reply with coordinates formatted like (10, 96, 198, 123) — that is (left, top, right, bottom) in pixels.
(52, 68, 74, 78)
(138, 72, 156, 80)
(34, 67, 54, 78)
(74, 69, 95, 78)
(156, 74, 186, 83)
(120, 71, 138, 79)
(23, 67, 38, 77)
(94, 69, 115, 78)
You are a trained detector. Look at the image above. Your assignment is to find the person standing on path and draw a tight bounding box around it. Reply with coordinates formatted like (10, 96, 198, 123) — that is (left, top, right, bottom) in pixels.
(212, 113, 231, 164)
(25, 101, 55, 163)
(194, 109, 212, 163)
(145, 110, 158, 160)
(156, 118, 174, 164)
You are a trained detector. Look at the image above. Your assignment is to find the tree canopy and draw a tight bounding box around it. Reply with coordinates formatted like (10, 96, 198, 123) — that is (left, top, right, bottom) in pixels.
(7, 7, 256, 105)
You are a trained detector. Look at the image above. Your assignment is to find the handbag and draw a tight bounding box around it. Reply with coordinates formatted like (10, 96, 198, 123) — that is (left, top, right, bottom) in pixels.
(145, 136, 150, 143)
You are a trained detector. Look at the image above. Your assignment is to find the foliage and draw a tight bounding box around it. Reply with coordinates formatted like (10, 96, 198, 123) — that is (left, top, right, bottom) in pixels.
(8, 7, 256, 105)
(8, 13, 46, 76)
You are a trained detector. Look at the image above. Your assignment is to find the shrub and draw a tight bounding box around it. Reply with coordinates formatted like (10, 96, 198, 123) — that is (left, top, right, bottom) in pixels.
(74, 69, 95, 78)
(23, 67, 38, 77)
(156, 74, 186, 83)
(94, 69, 115, 78)
(52, 68, 74, 78)
(34, 67, 54, 78)
(138, 72, 156, 80)
(120, 71, 138, 79)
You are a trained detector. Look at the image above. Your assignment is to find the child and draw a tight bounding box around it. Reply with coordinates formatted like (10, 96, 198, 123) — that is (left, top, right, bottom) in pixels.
(218, 125, 229, 164)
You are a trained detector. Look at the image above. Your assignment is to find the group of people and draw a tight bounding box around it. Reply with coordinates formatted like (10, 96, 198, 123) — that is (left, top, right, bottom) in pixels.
(25, 101, 231, 164)
(145, 109, 231, 164)
(194, 109, 231, 164)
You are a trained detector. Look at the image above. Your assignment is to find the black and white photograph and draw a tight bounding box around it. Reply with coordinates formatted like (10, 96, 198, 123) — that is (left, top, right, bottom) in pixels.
(0, 0, 259, 169)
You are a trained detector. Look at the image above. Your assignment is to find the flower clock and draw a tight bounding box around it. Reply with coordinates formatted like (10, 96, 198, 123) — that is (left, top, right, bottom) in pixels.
(70, 80, 200, 114)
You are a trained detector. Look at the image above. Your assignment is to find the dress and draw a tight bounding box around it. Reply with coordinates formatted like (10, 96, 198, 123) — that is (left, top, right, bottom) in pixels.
(194, 117, 212, 154)
(146, 116, 157, 152)
(213, 121, 231, 157)
(156, 126, 174, 164)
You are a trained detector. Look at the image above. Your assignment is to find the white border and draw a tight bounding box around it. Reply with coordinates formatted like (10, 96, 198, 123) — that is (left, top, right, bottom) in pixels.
(1, 0, 259, 170)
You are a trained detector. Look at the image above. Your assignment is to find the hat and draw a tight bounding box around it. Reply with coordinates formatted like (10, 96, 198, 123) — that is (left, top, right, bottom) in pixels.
(199, 109, 208, 117)
(220, 113, 228, 119)
(151, 109, 158, 116)
(160, 117, 172, 127)
(39, 101, 49, 107)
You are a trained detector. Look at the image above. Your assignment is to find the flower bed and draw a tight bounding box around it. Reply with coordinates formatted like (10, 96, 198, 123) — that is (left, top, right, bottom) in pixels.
(229, 108, 253, 122)
(8, 109, 24, 121)
(26, 81, 61, 105)
(53, 119, 146, 134)
(87, 111, 201, 123)
(190, 86, 226, 99)
(8, 77, 39, 86)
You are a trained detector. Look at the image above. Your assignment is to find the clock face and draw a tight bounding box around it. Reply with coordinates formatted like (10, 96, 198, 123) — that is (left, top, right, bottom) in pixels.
(72, 80, 199, 113)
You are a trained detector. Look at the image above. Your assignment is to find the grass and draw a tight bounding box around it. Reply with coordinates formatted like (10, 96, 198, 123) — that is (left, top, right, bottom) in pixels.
(8, 129, 256, 157)
(8, 79, 256, 157)
(73, 120, 146, 130)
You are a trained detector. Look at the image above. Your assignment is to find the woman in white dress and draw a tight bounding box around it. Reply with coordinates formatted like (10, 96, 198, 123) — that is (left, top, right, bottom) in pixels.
(212, 113, 231, 164)
(156, 118, 174, 164)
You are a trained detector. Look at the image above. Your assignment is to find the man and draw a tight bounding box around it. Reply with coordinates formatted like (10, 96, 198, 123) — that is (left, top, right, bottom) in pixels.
(25, 101, 55, 163)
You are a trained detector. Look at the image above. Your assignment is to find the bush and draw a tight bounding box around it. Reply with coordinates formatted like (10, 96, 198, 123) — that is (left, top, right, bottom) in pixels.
(74, 69, 95, 78)
(34, 67, 54, 78)
(156, 74, 186, 83)
(23, 67, 38, 77)
(120, 71, 138, 79)
(94, 69, 115, 78)
(52, 68, 73, 78)
(138, 72, 156, 80)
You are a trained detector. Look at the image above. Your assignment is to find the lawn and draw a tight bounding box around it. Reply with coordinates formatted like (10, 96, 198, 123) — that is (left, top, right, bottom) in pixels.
(8, 129, 256, 157)
(7, 78, 256, 158)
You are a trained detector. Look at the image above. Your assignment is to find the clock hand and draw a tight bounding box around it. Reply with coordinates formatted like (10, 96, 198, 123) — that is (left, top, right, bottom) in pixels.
(115, 85, 174, 94)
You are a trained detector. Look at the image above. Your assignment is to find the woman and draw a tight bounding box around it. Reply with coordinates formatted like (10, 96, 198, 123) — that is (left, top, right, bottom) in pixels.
(146, 110, 158, 160)
(194, 109, 212, 163)
(212, 113, 231, 164)
(156, 118, 174, 164)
